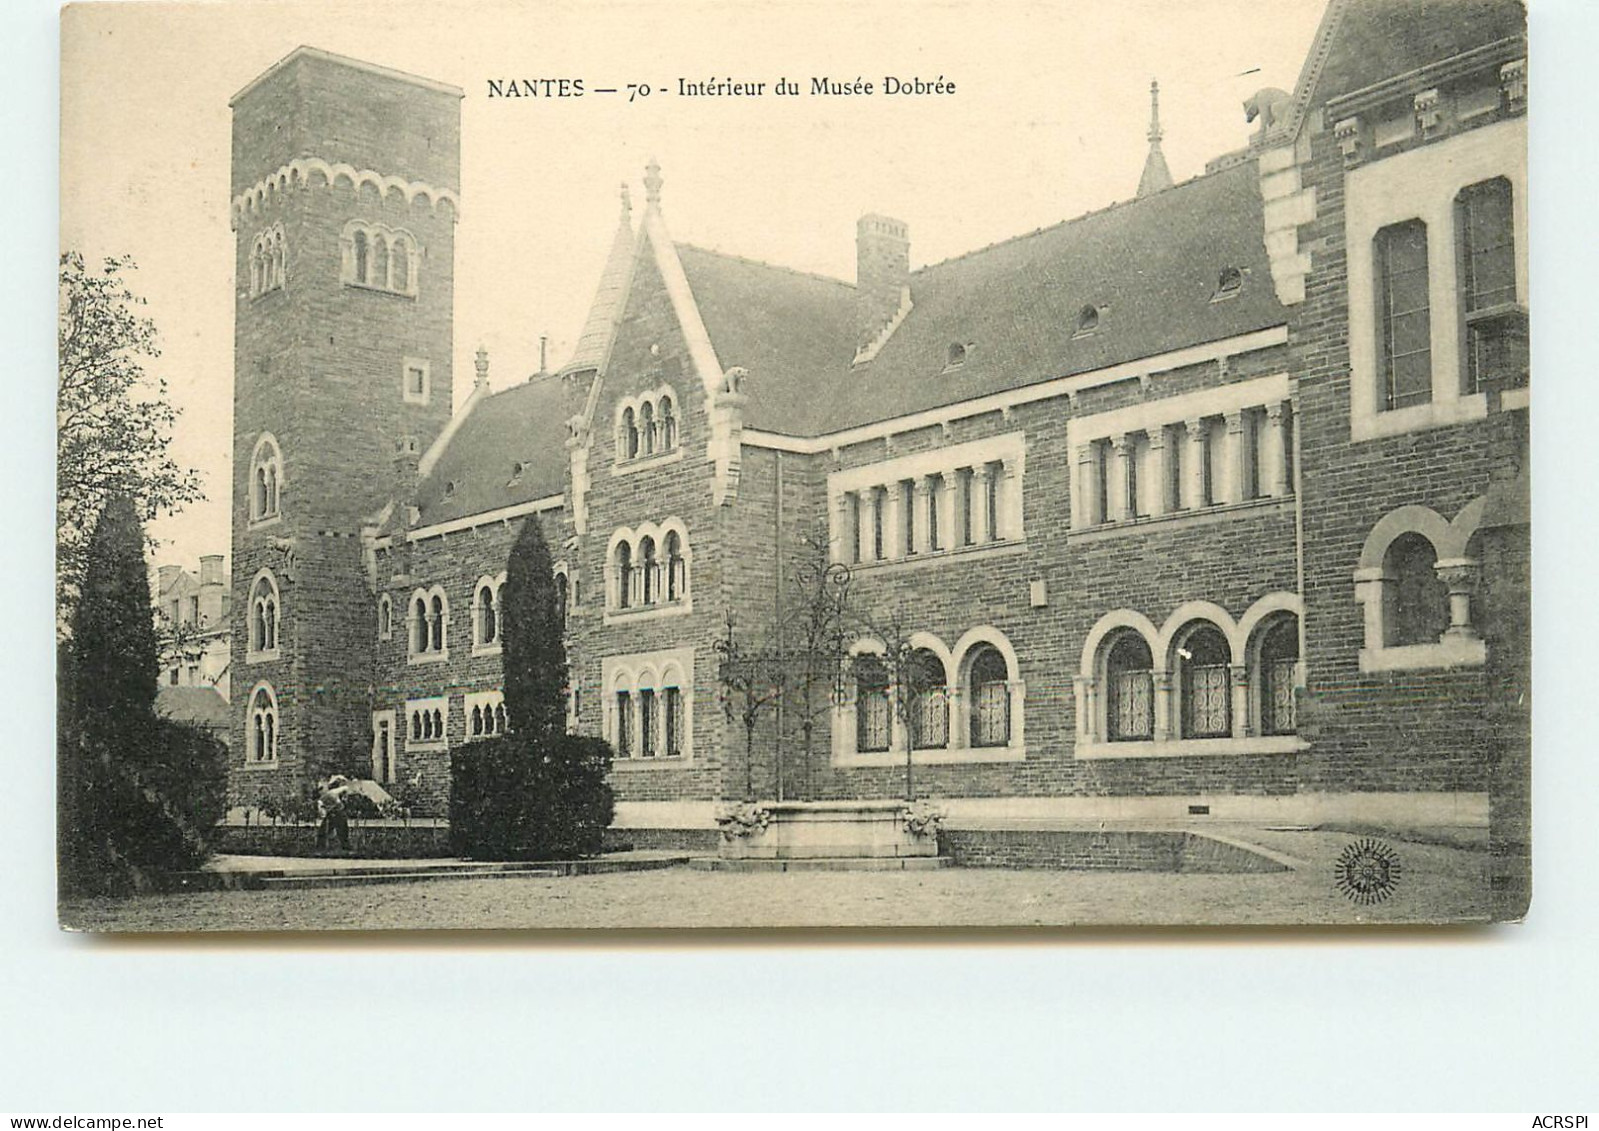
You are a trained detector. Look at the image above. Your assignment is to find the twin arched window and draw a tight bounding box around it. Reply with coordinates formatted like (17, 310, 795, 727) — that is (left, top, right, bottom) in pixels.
(617, 389, 680, 463)
(247, 570, 280, 661)
(343, 221, 418, 296)
(473, 574, 506, 652)
(249, 225, 286, 297)
(249, 435, 283, 524)
(848, 631, 1019, 757)
(248, 683, 279, 764)
(609, 522, 690, 612)
(408, 587, 449, 660)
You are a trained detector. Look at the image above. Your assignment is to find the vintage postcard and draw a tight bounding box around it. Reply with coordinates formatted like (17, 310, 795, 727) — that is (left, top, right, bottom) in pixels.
(57, 0, 1530, 930)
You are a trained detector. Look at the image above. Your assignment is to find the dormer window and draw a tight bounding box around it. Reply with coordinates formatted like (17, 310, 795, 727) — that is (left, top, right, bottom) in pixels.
(1212, 267, 1244, 301)
(945, 342, 967, 369)
(1074, 305, 1100, 337)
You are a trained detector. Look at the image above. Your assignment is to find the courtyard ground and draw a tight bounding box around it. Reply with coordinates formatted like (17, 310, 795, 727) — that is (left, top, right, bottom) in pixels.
(59, 829, 1493, 932)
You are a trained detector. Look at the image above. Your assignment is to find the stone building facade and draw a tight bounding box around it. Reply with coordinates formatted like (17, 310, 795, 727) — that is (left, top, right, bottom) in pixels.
(225, 0, 1529, 846)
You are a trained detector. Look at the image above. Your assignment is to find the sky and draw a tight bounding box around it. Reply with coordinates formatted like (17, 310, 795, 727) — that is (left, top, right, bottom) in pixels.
(60, 0, 1329, 573)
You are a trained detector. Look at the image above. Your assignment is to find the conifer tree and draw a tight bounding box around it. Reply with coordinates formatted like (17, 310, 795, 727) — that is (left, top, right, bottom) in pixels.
(69, 495, 159, 752)
(499, 515, 566, 740)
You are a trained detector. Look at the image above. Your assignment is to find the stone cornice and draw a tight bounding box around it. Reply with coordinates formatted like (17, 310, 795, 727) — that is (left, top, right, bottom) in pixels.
(231, 157, 461, 230)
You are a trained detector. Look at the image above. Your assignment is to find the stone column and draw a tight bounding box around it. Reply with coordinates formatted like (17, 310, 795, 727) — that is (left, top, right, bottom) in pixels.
(1001, 455, 1023, 539)
(1075, 676, 1098, 742)
(1146, 430, 1167, 517)
(970, 464, 992, 543)
(1435, 558, 1481, 639)
(880, 482, 901, 559)
(856, 489, 874, 563)
(1184, 419, 1206, 509)
(1230, 663, 1251, 739)
(1224, 410, 1246, 504)
(1153, 672, 1173, 742)
(1074, 445, 1096, 528)
(911, 478, 932, 554)
(832, 492, 853, 564)
(1109, 437, 1132, 522)
(1263, 403, 1288, 497)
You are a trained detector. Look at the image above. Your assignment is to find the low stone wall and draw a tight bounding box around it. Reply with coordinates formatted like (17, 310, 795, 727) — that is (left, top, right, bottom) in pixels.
(939, 829, 1288, 873)
(213, 821, 454, 859)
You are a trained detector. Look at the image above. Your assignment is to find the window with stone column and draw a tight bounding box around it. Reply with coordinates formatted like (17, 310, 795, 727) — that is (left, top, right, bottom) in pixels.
(1354, 500, 1487, 673)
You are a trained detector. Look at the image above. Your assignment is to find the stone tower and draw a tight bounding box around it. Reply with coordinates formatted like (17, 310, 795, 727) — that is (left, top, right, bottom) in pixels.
(227, 47, 462, 804)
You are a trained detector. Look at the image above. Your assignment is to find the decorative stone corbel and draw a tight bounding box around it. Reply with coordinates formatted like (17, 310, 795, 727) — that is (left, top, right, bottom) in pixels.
(1414, 88, 1443, 139)
(1334, 116, 1363, 167)
(1500, 58, 1527, 113)
(709, 366, 749, 506)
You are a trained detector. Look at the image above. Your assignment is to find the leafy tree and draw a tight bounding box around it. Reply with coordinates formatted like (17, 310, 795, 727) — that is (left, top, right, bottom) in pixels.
(60, 497, 226, 896)
(58, 252, 203, 632)
(450, 516, 615, 860)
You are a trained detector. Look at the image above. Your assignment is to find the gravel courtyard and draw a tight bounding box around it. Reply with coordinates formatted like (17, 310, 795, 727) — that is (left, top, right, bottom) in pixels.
(60, 830, 1493, 932)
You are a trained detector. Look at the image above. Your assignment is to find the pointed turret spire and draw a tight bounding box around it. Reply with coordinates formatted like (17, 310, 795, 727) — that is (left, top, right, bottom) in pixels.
(1136, 79, 1174, 198)
(620, 181, 633, 222)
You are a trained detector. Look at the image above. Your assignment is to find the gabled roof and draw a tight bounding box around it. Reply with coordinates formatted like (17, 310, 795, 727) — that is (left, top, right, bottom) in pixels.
(677, 160, 1287, 438)
(411, 373, 590, 529)
(1311, 0, 1525, 108)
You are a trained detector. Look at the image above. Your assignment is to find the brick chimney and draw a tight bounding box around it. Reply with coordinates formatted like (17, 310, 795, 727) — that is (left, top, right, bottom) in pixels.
(156, 564, 182, 593)
(856, 214, 910, 355)
(199, 554, 224, 588)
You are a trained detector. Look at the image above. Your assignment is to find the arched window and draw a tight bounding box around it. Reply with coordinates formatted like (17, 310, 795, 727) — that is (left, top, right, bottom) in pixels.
(410, 594, 429, 654)
(250, 239, 263, 297)
(967, 645, 1011, 748)
(622, 407, 639, 460)
(555, 571, 569, 630)
(665, 532, 685, 601)
(907, 648, 948, 749)
(1385, 532, 1447, 646)
(377, 594, 392, 641)
(639, 402, 656, 457)
(616, 542, 633, 609)
(353, 230, 368, 285)
(248, 683, 278, 764)
(855, 654, 891, 754)
(248, 571, 279, 659)
(1105, 631, 1154, 742)
(1177, 623, 1232, 739)
(249, 435, 283, 523)
(430, 593, 446, 652)
(639, 537, 658, 605)
(372, 233, 389, 289)
(660, 396, 677, 451)
(1255, 615, 1299, 737)
(475, 578, 500, 648)
(391, 235, 411, 292)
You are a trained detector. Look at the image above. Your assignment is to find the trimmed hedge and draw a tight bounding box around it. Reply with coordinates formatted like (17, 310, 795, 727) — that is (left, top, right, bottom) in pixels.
(450, 733, 615, 861)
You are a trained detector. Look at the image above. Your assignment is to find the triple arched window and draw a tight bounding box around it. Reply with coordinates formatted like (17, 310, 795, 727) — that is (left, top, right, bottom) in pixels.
(842, 629, 1023, 761)
(615, 387, 681, 464)
(465, 690, 509, 740)
(247, 569, 281, 662)
(408, 586, 450, 662)
(249, 225, 286, 298)
(473, 573, 506, 653)
(1079, 597, 1304, 752)
(607, 520, 690, 615)
(247, 682, 279, 765)
(249, 434, 283, 525)
(341, 221, 419, 296)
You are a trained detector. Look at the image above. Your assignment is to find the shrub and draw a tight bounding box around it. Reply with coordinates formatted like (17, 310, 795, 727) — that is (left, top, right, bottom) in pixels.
(450, 733, 615, 861)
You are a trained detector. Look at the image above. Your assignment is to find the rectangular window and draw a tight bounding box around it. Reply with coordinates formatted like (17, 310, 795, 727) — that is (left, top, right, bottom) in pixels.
(1094, 441, 1110, 524)
(872, 486, 885, 560)
(928, 478, 942, 550)
(1126, 437, 1144, 519)
(402, 357, 431, 405)
(640, 689, 658, 757)
(1458, 178, 1526, 394)
(960, 469, 974, 545)
(188, 596, 200, 624)
(986, 462, 1001, 539)
(1202, 420, 1223, 506)
(1376, 220, 1432, 411)
(169, 668, 179, 686)
(664, 687, 683, 756)
(901, 480, 916, 554)
(615, 691, 632, 757)
(1166, 425, 1183, 511)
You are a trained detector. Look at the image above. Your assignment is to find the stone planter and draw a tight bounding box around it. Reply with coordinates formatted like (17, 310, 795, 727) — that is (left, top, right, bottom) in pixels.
(718, 799, 940, 860)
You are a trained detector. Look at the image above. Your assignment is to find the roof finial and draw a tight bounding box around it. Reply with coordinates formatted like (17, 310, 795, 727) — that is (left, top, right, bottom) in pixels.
(474, 344, 489, 388)
(644, 157, 663, 207)
(1136, 78, 1174, 199)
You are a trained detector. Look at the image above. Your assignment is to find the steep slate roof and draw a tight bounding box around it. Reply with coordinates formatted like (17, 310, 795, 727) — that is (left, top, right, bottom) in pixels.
(1312, 0, 1525, 106)
(412, 373, 590, 528)
(679, 160, 1288, 437)
(156, 686, 231, 732)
